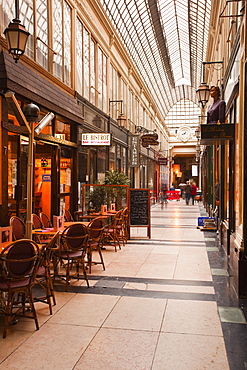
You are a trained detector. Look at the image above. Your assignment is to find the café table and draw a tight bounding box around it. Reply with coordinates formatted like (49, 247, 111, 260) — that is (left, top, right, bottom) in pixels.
(32, 221, 90, 236)
(78, 213, 116, 221)
(64, 221, 90, 228)
(0, 241, 12, 253)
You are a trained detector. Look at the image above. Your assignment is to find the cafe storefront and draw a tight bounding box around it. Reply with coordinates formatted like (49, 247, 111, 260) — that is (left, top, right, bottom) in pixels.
(0, 51, 84, 226)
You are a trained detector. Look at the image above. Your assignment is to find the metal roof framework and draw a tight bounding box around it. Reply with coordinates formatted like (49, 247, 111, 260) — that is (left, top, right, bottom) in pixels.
(99, 0, 211, 122)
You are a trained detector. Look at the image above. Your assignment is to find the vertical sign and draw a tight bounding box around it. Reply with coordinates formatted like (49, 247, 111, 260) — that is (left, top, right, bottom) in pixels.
(130, 135, 139, 167)
(192, 165, 198, 176)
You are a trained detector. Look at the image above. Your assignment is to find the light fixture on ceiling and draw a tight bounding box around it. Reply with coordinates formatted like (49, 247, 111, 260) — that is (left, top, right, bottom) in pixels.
(3, 0, 30, 63)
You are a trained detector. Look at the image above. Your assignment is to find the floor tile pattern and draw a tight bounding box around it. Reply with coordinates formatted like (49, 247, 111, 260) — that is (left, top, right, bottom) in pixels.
(0, 200, 246, 369)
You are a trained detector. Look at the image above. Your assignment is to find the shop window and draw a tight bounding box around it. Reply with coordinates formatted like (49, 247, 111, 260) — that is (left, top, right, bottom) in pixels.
(97, 147, 106, 182)
(110, 144, 116, 171)
(7, 134, 28, 220)
(122, 147, 126, 173)
(53, 0, 72, 86)
(90, 150, 97, 183)
(36, 0, 49, 69)
(76, 18, 83, 95)
(56, 119, 71, 141)
(60, 195, 70, 216)
(60, 147, 72, 194)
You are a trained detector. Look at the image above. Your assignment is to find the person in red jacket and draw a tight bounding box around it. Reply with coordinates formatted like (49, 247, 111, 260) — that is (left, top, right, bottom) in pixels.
(191, 182, 198, 205)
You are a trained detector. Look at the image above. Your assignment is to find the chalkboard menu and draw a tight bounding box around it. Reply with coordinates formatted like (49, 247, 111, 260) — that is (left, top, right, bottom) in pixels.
(129, 189, 150, 226)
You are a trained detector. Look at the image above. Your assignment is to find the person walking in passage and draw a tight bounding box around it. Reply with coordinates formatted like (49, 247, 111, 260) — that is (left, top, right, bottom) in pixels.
(185, 181, 191, 205)
(160, 184, 168, 209)
(190, 182, 198, 205)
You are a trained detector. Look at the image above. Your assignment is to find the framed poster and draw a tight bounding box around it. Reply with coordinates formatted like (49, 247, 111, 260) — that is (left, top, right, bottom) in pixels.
(0, 226, 12, 243)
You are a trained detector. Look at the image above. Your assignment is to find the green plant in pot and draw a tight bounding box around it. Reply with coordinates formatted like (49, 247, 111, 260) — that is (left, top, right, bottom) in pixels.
(86, 185, 106, 213)
(103, 170, 130, 209)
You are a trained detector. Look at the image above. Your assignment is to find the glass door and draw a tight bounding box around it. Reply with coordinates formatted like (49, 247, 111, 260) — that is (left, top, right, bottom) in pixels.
(34, 142, 53, 218)
(8, 134, 28, 221)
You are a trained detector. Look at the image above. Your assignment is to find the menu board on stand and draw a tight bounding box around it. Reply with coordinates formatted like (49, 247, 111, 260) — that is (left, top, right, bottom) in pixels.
(128, 188, 151, 239)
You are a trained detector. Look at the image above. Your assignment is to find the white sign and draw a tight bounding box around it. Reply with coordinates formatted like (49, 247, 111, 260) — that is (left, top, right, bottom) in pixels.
(192, 165, 198, 177)
(81, 133, 111, 146)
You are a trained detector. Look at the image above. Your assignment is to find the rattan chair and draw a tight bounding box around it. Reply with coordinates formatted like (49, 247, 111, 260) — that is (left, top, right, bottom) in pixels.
(40, 212, 52, 228)
(87, 217, 105, 273)
(64, 209, 74, 222)
(32, 213, 50, 245)
(103, 209, 123, 252)
(9, 216, 25, 240)
(120, 207, 129, 245)
(32, 213, 43, 229)
(35, 231, 60, 315)
(0, 239, 40, 338)
(56, 223, 89, 291)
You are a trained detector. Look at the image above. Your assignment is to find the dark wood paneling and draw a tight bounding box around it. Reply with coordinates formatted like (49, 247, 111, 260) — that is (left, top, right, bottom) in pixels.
(0, 51, 84, 124)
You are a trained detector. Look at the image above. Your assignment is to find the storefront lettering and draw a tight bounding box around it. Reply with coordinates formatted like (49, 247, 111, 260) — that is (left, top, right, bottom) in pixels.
(130, 136, 139, 167)
(81, 133, 111, 145)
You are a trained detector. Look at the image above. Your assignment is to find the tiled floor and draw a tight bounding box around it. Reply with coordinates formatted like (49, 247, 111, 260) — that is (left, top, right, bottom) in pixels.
(1, 200, 247, 369)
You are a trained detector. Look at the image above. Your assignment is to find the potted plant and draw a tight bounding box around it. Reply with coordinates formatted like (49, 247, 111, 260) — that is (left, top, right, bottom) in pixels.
(103, 170, 130, 209)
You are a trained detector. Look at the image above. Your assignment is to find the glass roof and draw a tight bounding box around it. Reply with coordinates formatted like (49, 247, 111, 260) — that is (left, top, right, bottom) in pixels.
(99, 0, 211, 120)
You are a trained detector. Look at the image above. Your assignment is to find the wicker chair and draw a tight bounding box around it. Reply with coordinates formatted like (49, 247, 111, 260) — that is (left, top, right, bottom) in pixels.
(9, 216, 25, 240)
(87, 217, 105, 274)
(55, 223, 89, 290)
(32, 213, 43, 229)
(40, 212, 52, 228)
(120, 207, 129, 245)
(64, 209, 74, 222)
(0, 239, 40, 338)
(35, 231, 60, 315)
(32, 214, 50, 245)
(103, 209, 123, 252)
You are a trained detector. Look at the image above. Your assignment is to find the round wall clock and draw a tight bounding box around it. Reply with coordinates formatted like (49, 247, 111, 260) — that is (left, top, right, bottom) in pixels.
(177, 126, 191, 142)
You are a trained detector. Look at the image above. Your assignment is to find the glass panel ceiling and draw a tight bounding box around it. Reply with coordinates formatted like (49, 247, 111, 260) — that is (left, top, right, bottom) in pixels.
(99, 0, 211, 122)
(165, 99, 201, 129)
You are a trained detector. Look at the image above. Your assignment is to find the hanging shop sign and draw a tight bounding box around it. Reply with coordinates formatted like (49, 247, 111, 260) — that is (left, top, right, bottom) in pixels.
(130, 135, 139, 167)
(200, 124, 234, 144)
(141, 133, 159, 147)
(158, 157, 168, 165)
(81, 133, 111, 146)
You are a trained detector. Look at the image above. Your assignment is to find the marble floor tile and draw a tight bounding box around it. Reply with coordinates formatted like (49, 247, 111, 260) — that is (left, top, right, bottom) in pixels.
(161, 299, 223, 336)
(123, 282, 215, 295)
(147, 253, 178, 265)
(103, 296, 167, 331)
(135, 263, 175, 279)
(218, 306, 246, 324)
(74, 327, 159, 370)
(151, 245, 180, 254)
(0, 201, 233, 370)
(98, 262, 143, 277)
(0, 323, 98, 370)
(152, 332, 229, 370)
(0, 325, 34, 362)
(112, 251, 150, 264)
(174, 248, 212, 281)
(48, 294, 120, 327)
